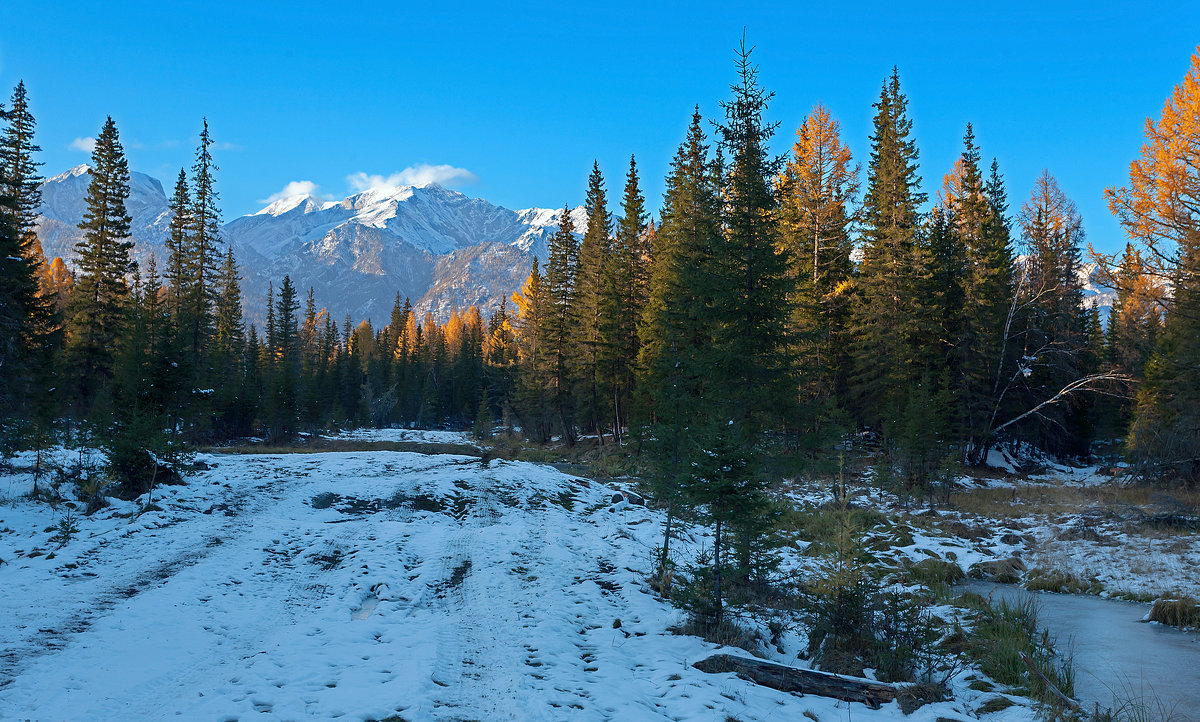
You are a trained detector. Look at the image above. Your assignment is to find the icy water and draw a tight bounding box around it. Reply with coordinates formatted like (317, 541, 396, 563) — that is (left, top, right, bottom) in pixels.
(961, 581, 1200, 717)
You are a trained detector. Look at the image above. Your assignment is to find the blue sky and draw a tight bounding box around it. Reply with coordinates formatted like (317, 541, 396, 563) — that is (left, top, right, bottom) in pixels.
(1, 1, 1196, 253)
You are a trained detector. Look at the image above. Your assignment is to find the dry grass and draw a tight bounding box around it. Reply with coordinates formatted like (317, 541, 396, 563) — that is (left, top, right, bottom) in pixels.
(1146, 596, 1200, 629)
(951, 483, 1200, 530)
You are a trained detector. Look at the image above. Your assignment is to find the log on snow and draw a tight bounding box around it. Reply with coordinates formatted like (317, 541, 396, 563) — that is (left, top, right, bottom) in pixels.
(692, 654, 898, 709)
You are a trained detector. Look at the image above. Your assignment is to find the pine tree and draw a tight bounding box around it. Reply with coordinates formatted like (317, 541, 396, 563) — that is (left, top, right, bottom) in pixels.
(603, 155, 648, 440)
(0, 80, 56, 449)
(707, 38, 793, 599)
(938, 127, 1015, 462)
(184, 119, 221, 369)
(164, 169, 191, 317)
(543, 205, 579, 443)
(574, 162, 613, 440)
(637, 107, 722, 583)
(65, 117, 135, 414)
(849, 69, 933, 435)
(212, 247, 248, 435)
(512, 260, 552, 441)
(106, 255, 188, 498)
(269, 276, 301, 439)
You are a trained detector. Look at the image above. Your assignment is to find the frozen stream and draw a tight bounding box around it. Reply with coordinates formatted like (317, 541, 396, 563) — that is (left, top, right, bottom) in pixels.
(960, 581, 1200, 716)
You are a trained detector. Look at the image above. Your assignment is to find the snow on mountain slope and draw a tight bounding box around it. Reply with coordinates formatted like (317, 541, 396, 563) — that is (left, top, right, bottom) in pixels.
(35, 166, 583, 324)
(0, 439, 984, 721)
(35, 165, 173, 271)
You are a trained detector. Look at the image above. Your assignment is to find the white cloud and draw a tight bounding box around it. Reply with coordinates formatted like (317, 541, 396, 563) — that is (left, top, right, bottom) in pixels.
(70, 137, 96, 153)
(347, 164, 478, 193)
(258, 180, 324, 204)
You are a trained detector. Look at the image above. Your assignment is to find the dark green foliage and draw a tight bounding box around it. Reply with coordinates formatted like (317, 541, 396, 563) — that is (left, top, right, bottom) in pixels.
(543, 206, 579, 443)
(574, 162, 612, 440)
(104, 261, 191, 499)
(65, 116, 134, 414)
(1129, 228, 1200, 484)
(0, 81, 58, 457)
(849, 69, 934, 432)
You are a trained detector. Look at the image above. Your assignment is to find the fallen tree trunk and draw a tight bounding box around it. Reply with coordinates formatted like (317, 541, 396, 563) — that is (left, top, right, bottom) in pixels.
(692, 654, 897, 709)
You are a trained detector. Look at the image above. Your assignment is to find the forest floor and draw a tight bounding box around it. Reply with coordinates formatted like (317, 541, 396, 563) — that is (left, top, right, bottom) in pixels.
(0, 430, 1195, 720)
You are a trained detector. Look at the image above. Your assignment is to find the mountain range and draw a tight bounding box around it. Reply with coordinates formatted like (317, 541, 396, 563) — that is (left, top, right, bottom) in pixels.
(35, 165, 584, 326)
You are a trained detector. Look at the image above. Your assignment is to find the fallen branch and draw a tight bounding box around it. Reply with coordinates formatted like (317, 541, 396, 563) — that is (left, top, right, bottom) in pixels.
(692, 654, 897, 709)
(992, 373, 1133, 436)
(1018, 651, 1079, 711)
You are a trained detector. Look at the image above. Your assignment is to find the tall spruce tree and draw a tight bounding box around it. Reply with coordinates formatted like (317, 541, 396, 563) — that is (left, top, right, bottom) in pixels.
(212, 247, 249, 435)
(637, 108, 722, 582)
(164, 169, 191, 317)
(0, 80, 56, 448)
(543, 205, 579, 443)
(513, 259, 552, 441)
(603, 155, 648, 440)
(574, 162, 613, 440)
(706, 38, 793, 604)
(849, 69, 934, 439)
(185, 119, 221, 369)
(65, 117, 135, 414)
(939, 127, 1015, 462)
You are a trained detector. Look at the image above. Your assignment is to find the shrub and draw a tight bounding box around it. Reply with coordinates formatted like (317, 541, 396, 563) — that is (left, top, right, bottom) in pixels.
(908, 558, 966, 587)
(1146, 596, 1200, 629)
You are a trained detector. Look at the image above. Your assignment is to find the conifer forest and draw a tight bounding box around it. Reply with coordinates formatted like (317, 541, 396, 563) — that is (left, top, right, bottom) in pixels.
(3, 27, 1200, 722)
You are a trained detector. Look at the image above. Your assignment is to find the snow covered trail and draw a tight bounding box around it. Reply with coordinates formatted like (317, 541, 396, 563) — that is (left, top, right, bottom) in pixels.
(0, 447, 984, 721)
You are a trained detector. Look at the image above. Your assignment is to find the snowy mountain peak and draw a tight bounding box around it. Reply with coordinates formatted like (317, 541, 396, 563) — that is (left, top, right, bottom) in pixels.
(255, 194, 332, 217)
(49, 164, 92, 183)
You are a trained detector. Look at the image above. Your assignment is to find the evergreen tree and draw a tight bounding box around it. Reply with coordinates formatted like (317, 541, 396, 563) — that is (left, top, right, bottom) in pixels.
(106, 256, 188, 498)
(603, 155, 648, 440)
(638, 108, 721, 583)
(65, 117, 134, 414)
(184, 119, 221, 369)
(849, 69, 934, 436)
(574, 162, 613, 440)
(269, 276, 301, 439)
(0, 80, 56, 450)
(708, 38, 793, 597)
(513, 260, 552, 441)
(939, 127, 1015, 462)
(543, 205, 579, 442)
(164, 169, 191, 318)
(212, 247, 249, 435)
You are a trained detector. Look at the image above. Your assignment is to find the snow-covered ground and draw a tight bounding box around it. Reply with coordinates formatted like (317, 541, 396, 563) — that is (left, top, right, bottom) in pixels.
(0, 441, 1000, 721)
(786, 457, 1200, 602)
